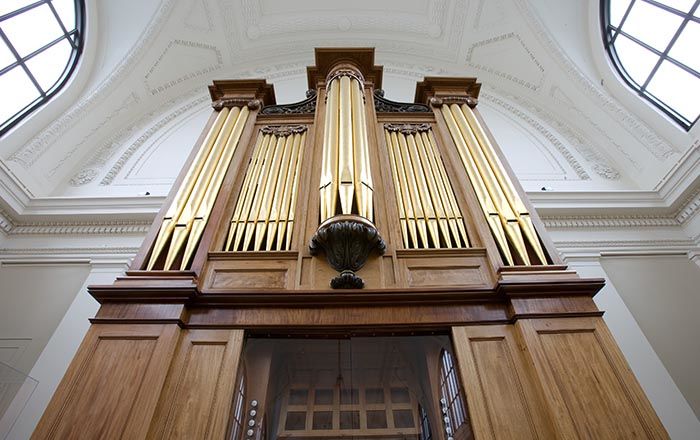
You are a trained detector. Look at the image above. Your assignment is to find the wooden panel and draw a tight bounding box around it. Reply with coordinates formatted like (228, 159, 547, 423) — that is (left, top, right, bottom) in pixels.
(205, 258, 294, 290)
(32, 324, 180, 440)
(516, 317, 669, 440)
(408, 264, 483, 287)
(147, 329, 244, 440)
(211, 268, 288, 289)
(451, 325, 555, 440)
(397, 249, 492, 289)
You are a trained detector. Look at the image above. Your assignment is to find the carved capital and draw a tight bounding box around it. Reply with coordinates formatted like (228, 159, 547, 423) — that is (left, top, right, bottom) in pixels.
(439, 96, 478, 108)
(309, 215, 386, 289)
(384, 123, 432, 135)
(212, 98, 252, 110)
(260, 124, 308, 137)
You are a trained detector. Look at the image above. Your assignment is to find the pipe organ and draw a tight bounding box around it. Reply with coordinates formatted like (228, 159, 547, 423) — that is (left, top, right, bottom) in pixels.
(32, 48, 669, 440)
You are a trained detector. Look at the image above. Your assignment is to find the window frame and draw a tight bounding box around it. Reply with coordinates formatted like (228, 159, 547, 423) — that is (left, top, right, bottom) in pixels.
(0, 0, 86, 136)
(601, 0, 700, 130)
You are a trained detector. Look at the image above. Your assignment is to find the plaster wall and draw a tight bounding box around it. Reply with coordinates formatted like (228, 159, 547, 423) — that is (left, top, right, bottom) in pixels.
(601, 255, 700, 419)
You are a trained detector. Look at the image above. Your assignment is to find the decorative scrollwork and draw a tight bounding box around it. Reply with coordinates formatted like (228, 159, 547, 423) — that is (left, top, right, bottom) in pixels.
(384, 123, 432, 135)
(374, 90, 431, 113)
(326, 69, 365, 87)
(260, 89, 317, 115)
(309, 215, 386, 289)
(260, 124, 308, 137)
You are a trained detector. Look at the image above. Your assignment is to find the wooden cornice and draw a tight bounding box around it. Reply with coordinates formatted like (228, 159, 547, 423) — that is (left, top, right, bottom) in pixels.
(414, 76, 482, 106)
(306, 47, 384, 89)
(208, 79, 276, 106)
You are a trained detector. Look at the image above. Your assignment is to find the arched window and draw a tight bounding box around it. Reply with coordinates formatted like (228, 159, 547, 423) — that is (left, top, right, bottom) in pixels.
(0, 0, 85, 135)
(439, 349, 470, 438)
(602, 0, 700, 129)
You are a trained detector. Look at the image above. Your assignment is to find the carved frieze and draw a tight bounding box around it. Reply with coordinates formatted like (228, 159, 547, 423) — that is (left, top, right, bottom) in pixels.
(259, 124, 308, 137)
(383, 123, 432, 135)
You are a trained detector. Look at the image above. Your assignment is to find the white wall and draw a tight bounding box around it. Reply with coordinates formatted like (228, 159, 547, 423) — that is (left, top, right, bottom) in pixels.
(0, 263, 90, 374)
(601, 255, 700, 419)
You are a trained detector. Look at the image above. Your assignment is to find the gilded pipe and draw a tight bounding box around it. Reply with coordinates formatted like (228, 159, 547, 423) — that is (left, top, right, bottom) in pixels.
(441, 104, 513, 264)
(251, 134, 286, 251)
(397, 131, 429, 247)
(414, 132, 452, 248)
(243, 133, 279, 251)
(163, 107, 241, 270)
(461, 104, 547, 264)
(231, 134, 272, 251)
(338, 76, 355, 216)
(266, 134, 295, 250)
(147, 108, 229, 270)
(285, 131, 306, 250)
(426, 131, 469, 247)
(390, 131, 418, 247)
(180, 106, 249, 269)
(406, 133, 440, 248)
(226, 132, 267, 250)
(351, 78, 373, 220)
(449, 104, 530, 265)
(320, 80, 339, 222)
(385, 129, 409, 248)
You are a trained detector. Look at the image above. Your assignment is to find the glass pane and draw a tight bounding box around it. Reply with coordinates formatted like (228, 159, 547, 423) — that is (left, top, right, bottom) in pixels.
(393, 409, 415, 428)
(25, 38, 72, 92)
(365, 388, 384, 404)
(622, 0, 683, 51)
(339, 410, 359, 429)
(390, 387, 411, 403)
(367, 410, 387, 429)
(0, 39, 16, 69)
(340, 388, 358, 404)
(647, 60, 700, 121)
(288, 389, 308, 405)
(668, 21, 700, 73)
(284, 411, 306, 430)
(0, 0, 35, 16)
(610, 0, 632, 27)
(312, 411, 332, 430)
(656, 0, 696, 12)
(314, 389, 333, 404)
(0, 66, 40, 123)
(2, 4, 64, 57)
(51, 0, 77, 31)
(614, 34, 659, 86)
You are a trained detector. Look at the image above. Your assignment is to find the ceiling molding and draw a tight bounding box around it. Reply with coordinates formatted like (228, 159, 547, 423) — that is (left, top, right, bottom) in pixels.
(6, 0, 177, 169)
(513, 0, 677, 161)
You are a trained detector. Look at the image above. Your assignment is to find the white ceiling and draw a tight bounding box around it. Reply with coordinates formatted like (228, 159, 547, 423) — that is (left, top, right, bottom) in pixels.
(0, 0, 698, 217)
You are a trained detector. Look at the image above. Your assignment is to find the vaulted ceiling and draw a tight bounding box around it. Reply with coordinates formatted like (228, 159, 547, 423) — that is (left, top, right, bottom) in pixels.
(0, 0, 698, 221)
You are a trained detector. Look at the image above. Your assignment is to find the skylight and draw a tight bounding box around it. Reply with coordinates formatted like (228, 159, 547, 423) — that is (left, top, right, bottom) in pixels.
(603, 0, 700, 129)
(0, 0, 84, 136)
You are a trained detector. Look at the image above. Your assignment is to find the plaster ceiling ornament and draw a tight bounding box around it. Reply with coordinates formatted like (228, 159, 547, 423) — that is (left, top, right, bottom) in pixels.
(466, 33, 545, 92)
(99, 92, 210, 186)
(499, 92, 622, 180)
(511, 0, 677, 160)
(144, 39, 224, 96)
(0, 0, 687, 209)
(480, 92, 591, 180)
(7, 0, 178, 169)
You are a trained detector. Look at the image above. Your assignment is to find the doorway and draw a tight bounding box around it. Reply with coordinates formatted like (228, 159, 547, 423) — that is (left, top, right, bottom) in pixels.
(228, 335, 473, 440)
